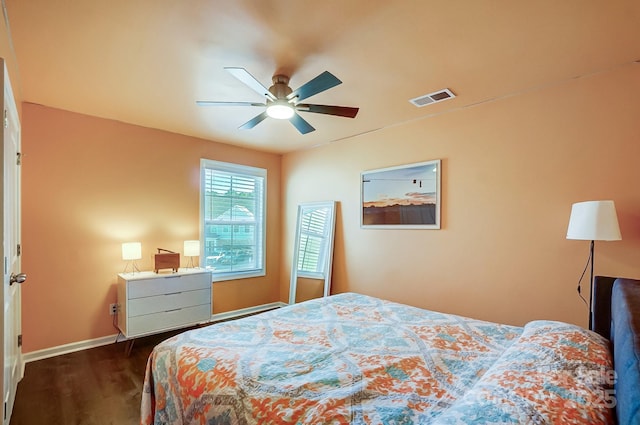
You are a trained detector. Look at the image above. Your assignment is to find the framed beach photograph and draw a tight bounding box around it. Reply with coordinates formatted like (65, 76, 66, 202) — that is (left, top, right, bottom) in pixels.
(361, 159, 441, 229)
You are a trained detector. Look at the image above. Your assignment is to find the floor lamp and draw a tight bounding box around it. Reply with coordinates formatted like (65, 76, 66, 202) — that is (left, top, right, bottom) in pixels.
(566, 200, 621, 329)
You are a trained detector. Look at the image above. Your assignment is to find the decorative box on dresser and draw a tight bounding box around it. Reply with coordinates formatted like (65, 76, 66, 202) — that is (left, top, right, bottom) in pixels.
(117, 269, 212, 348)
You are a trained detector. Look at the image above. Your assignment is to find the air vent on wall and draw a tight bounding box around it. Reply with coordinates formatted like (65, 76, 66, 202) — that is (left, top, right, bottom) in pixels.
(409, 88, 456, 107)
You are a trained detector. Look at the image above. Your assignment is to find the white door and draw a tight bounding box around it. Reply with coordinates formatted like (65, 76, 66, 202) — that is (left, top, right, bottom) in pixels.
(1, 58, 23, 425)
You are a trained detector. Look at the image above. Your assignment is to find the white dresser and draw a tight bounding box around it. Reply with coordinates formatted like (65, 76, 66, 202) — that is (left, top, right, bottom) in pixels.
(117, 269, 212, 339)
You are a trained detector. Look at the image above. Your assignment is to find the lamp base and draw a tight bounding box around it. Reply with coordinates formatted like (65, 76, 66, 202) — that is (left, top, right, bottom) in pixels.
(123, 261, 140, 274)
(186, 256, 198, 269)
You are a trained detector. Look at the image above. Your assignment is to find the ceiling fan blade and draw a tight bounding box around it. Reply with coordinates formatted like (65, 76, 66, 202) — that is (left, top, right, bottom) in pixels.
(296, 104, 359, 118)
(239, 111, 269, 130)
(224, 67, 277, 101)
(287, 71, 342, 103)
(196, 101, 266, 107)
(289, 113, 315, 134)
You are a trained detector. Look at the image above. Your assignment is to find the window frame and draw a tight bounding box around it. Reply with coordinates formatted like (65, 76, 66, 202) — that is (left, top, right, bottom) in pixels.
(200, 159, 267, 281)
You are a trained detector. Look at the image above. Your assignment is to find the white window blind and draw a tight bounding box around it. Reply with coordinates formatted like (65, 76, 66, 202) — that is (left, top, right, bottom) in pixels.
(297, 207, 330, 277)
(200, 159, 266, 280)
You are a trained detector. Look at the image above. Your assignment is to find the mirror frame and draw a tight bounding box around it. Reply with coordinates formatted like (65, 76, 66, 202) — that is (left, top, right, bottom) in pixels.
(289, 201, 337, 304)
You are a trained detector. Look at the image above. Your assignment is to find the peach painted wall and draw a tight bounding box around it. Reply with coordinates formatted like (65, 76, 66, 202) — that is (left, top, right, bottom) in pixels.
(282, 63, 640, 328)
(0, 15, 22, 117)
(20, 104, 281, 353)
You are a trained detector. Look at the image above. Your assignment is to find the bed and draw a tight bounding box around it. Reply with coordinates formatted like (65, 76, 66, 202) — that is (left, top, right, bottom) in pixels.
(141, 276, 640, 424)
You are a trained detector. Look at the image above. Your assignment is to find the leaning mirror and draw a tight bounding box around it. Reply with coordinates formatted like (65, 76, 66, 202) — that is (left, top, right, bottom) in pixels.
(289, 201, 337, 304)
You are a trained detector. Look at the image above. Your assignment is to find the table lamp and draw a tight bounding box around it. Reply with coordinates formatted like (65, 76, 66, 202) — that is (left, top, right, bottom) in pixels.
(122, 242, 142, 274)
(184, 240, 200, 268)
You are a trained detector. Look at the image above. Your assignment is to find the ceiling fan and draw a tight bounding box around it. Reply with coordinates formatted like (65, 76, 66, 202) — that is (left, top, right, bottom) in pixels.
(196, 67, 359, 134)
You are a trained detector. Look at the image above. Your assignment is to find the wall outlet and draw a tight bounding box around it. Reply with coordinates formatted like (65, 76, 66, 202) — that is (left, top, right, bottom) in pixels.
(109, 303, 118, 315)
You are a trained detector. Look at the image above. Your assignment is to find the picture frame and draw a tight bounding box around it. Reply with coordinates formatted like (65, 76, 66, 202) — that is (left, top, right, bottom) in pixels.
(361, 159, 441, 229)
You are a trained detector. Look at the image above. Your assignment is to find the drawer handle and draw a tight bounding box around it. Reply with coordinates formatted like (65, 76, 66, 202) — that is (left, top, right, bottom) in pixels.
(163, 276, 182, 279)
(164, 292, 182, 296)
(165, 308, 182, 313)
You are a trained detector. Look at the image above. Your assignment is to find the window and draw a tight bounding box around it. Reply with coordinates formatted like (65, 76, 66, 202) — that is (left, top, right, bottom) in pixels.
(297, 206, 332, 278)
(200, 159, 266, 280)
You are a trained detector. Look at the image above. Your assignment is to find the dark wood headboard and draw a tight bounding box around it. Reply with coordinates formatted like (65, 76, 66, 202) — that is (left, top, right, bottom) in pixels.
(592, 275, 617, 339)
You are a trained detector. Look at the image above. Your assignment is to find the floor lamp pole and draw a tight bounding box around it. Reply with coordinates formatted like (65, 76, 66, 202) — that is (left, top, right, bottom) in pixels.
(588, 239, 595, 330)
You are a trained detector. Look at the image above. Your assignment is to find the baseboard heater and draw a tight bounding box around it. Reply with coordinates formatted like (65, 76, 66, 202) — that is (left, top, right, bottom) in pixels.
(209, 301, 288, 323)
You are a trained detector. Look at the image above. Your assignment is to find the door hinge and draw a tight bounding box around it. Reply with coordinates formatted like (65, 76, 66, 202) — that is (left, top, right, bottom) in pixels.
(17, 244, 21, 256)
(16, 152, 21, 165)
(3, 109, 7, 129)
(17, 334, 22, 347)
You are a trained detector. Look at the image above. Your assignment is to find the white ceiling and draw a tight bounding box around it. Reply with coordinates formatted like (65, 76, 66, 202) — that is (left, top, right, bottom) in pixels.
(6, 1, 640, 154)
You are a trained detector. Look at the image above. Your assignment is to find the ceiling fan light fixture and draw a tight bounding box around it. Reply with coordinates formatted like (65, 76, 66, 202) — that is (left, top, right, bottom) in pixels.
(266, 100, 294, 119)
(197, 68, 358, 134)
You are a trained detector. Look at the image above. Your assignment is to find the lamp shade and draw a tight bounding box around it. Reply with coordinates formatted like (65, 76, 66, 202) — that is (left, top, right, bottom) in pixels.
(184, 240, 200, 257)
(566, 200, 621, 241)
(122, 242, 142, 260)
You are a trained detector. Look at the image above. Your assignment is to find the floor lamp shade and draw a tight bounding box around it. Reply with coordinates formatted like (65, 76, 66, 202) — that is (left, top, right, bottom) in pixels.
(566, 200, 621, 241)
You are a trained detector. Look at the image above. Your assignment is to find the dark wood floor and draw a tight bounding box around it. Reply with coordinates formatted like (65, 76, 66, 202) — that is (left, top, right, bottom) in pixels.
(10, 331, 181, 425)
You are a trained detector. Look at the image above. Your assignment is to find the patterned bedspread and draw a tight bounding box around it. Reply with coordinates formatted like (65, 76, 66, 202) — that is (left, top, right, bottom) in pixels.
(141, 293, 613, 424)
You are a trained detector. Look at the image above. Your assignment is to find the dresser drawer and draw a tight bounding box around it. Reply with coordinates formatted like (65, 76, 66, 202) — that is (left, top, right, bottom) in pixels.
(128, 288, 210, 317)
(117, 270, 212, 340)
(128, 273, 210, 299)
(127, 304, 211, 337)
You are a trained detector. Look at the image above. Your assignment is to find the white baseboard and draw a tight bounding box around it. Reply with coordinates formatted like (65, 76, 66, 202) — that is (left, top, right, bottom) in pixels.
(23, 301, 288, 363)
(23, 334, 118, 363)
